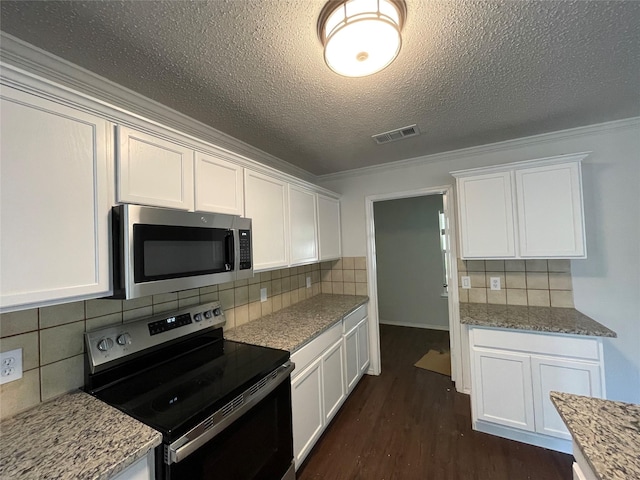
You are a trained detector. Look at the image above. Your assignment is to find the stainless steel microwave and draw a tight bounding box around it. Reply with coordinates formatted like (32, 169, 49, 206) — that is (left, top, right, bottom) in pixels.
(110, 204, 253, 299)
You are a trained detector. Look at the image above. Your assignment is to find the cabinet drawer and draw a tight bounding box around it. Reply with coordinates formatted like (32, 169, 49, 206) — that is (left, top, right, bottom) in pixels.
(292, 322, 342, 378)
(471, 328, 601, 361)
(343, 305, 367, 332)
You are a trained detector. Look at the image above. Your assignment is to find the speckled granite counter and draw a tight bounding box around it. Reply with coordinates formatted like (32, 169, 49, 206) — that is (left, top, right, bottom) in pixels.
(459, 302, 616, 337)
(225, 294, 369, 352)
(551, 392, 640, 480)
(0, 390, 162, 480)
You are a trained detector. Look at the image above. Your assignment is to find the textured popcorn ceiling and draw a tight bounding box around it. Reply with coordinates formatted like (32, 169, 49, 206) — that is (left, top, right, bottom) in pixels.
(1, 1, 638, 175)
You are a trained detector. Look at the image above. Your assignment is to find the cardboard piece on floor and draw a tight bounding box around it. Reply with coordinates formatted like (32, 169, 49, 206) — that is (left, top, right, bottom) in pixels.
(414, 349, 451, 376)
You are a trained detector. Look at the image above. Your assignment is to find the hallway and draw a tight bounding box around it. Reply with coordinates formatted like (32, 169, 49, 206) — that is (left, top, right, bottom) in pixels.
(297, 324, 572, 480)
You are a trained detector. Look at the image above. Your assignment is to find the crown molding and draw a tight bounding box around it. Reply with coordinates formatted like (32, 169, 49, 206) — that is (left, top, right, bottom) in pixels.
(0, 32, 316, 184)
(318, 116, 640, 181)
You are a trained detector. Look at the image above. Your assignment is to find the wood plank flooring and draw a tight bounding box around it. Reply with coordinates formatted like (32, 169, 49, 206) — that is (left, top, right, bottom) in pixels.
(297, 324, 573, 480)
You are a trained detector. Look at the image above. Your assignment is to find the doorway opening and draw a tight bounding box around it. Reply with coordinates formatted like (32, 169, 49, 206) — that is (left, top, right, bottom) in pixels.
(373, 194, 452, 376)
(364, 186, 465, 392)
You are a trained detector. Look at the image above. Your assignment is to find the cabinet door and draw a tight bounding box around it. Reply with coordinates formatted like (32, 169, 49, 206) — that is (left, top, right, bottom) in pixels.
(244, 170, 289, 271)
(322, 338, 346, 423)
(343, 326, 359, 393)
(515, 162, 586, 258)
(1, 87, 110, 311)
(457, 172, 516, 258)
(289, 185, 318, 266)
(117, 126, 194, 210)
(357, 317, 370, 375)
(194, 151, 244, 215)
(317, 194, 342, 261)
(472, 349, 535, 431)
(111, 452, 154, 480)
(531, 357, 602, 439)
(291, 358, 324, 469)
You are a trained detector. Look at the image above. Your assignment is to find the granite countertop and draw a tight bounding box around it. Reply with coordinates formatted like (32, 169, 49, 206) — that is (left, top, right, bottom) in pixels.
(225, 294, 369, 352)
(0, 390, 162, 480)
(459, 302, 616, 337)
(551, 392, 640, 480)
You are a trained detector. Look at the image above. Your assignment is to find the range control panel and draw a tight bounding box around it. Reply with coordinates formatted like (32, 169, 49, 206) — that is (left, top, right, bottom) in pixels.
(85, 301, 226, 373)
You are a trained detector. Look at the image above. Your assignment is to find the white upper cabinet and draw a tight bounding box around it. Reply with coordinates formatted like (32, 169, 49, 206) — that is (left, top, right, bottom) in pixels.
(195, 151, 244, 215)
(456, 171, 516, 258)
(317, 194, 342, 261)
(452, 153, 588, 259)
(1, 86, 111, 312)
(244, 170, 289, 271)
(515, 162, 585, 257)
(117, 125, 194, 211)
(289, 185, 318, 266)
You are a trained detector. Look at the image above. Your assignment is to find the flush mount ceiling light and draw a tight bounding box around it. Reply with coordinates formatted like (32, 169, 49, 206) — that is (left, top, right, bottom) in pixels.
(318, 0, 407, 78)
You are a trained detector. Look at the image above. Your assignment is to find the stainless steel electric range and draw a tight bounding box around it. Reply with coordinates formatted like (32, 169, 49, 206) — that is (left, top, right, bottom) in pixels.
(84, 301, 295, 480)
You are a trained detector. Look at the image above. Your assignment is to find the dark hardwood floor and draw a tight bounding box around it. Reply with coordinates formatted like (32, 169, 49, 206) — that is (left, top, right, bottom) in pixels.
(297, 324, 573, 480)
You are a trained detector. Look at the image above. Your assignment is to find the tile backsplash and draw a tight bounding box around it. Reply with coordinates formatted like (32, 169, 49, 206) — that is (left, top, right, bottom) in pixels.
(458, 259, 574, 308)
(0, 257, 368, 420)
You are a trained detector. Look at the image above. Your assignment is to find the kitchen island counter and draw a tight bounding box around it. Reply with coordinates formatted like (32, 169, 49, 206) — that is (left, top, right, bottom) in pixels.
(551, 392, 640, 480)
(225, 294, 368, 352)
(459, 302, 616, 337)
(0, 389, 161, 480)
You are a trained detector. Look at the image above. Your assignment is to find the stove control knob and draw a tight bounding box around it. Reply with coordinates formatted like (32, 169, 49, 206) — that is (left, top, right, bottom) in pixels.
(194, 313, 203, 322)
(204, 310, 213, 319)
(97, 337, 114, 352)
(116, 333, 132, 346)
(213, 308, 222, 317)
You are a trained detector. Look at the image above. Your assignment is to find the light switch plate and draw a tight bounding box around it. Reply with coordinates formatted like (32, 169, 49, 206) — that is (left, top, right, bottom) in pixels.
(306, 276, 311, 288)
(461, 276, 471, 289)
(490, 277, 501, 290)
(0, 348, 23, 385)
(260, 287, 267, 302)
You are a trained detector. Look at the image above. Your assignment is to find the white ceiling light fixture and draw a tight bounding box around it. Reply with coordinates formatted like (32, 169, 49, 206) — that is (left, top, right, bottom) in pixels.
(318, 0, 407, 78)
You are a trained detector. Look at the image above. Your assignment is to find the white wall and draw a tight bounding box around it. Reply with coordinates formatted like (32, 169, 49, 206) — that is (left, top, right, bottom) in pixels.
(374, 195, 449, 330)
(319, 119, 640, 403)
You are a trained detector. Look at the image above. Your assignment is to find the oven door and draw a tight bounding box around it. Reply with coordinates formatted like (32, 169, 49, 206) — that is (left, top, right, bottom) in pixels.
(159, 368, 294, 480)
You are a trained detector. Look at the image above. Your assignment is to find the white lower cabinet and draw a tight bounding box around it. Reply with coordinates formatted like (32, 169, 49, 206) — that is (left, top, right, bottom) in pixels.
(531, 357, 602, 440)
(344, 325, 359, 392)
(110, 450, 154, 480)
(469, 327, 606, 453)
(291, 357, 324, 467)
(472, 349, 535, 432)
(291, 304, 368, 469)
(343, 305, 370, 394)
(321, 338, 346, 423)
(357, 317, 370, 374)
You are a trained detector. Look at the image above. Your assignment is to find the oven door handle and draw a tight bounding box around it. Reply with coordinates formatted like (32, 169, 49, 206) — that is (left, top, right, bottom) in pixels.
(167, 360, 295, 464)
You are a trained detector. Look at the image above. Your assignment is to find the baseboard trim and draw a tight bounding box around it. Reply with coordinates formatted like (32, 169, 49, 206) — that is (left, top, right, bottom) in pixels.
(379, 319, 449, 331)
(474, 420, 572, 454)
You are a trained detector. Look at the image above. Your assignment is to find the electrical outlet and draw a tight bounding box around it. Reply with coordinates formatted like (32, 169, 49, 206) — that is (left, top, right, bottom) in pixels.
(0, 348, 23, 385)
(490, 277, 501, 291)
(306, 276, 312, 288)
(461, 276, 471, 289)
(260, 287, 267, 302)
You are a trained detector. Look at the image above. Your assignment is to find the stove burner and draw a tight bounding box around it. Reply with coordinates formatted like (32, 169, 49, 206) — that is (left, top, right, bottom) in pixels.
(151, 378, 213, 413)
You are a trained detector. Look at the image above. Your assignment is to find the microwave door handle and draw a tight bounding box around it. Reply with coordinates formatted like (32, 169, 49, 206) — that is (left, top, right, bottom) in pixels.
(225, 232, 234, 270)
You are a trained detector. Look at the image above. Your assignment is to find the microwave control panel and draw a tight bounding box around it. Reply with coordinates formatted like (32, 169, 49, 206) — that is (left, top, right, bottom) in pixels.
(239, 229, 252, 270)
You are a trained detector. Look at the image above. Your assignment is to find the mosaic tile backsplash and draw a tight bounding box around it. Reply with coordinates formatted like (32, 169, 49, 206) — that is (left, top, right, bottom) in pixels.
(457, 259, 574, 308)
(0, 257, 367, 420)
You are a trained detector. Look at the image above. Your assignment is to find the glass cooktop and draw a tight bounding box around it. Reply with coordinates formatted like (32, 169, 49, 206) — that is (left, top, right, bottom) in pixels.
(91, 339, 289, 441)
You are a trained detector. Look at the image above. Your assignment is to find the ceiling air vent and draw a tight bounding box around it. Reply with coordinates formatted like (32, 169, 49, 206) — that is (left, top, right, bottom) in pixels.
(372, 124, 420, 145)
